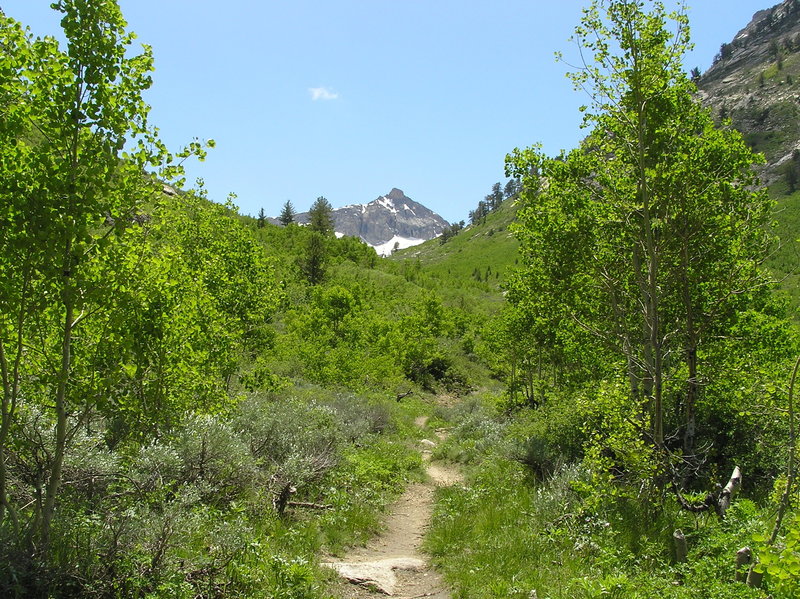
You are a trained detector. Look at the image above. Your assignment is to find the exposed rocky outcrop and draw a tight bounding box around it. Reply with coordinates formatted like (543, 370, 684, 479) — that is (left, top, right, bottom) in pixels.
(704, 1, 800, 85)
(697, 0, 800, 182)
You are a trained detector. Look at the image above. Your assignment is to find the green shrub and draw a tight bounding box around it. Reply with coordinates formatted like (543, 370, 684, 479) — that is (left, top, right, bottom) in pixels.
(323, 393, 393, 440)
(174, 414, 260, 506)
(504, 395, 587, 479)
(233, 395, 343, 499)
(267, 556, 322, 599)
(433, 396, 507, 464)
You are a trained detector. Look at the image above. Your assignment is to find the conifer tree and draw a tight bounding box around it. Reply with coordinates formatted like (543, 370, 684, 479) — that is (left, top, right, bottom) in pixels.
(301, 232, 327, 284)
(308, 196, 334, 235)
(504, 178, 519, 199)
(278, 199, 296, 226)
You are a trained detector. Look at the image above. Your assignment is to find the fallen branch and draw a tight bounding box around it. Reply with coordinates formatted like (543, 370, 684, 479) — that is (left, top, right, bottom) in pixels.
(672, 487, 715, 513)
(670, 466, 742, 519)
(396, 390, 414, 402)
(287, 501, 333, 510)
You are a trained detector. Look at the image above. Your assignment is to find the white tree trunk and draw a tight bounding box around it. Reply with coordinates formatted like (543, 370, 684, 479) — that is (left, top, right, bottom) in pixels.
(717, 466, 742, 518)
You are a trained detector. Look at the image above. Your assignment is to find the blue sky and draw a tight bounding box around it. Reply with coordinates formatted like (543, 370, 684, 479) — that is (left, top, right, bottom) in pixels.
(4, 1, 774, 223)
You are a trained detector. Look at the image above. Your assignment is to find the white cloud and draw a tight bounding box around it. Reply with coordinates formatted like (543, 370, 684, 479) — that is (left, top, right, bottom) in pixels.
(309, 86, 339, 101)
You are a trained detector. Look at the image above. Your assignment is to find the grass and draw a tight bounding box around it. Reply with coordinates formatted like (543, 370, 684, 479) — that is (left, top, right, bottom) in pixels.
(426, 460, 588, 599)
(426, 455, 776, 599)
(390, 198, 520, 317)
(424, 396, 789, 599)
(765, 185, 800, 317)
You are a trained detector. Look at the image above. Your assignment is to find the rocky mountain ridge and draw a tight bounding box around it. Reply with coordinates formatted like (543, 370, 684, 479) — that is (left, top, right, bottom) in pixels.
(698, 0, 800, 182)
(294, 188, 449, 254)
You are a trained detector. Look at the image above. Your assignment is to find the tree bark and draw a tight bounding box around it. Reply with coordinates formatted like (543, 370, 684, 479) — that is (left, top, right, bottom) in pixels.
(274, 482, 296, 516)
(746, 563, 763, 588)
(681, 233, 699, 455)
(683, 346, 698, 454)
(41, 264, 75, 549)
(629, 29, 664, 450)
(0, 340, 11, 528)
(0, 268, 31, 530)
(672, 466, 741, 518)
(717, 466, 742, 518)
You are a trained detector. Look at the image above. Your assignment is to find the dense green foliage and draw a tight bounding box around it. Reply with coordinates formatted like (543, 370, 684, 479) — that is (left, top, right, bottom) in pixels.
(0, 0, 212, 556)
(2, 0, 799, 597)
(507, 0, 778, 454)
(425, 2, 800, 597)
(0, 4, 454, 597)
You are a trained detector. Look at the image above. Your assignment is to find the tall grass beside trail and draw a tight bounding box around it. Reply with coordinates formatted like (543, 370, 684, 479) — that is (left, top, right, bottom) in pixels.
(425, 395, 790, 599)
(426, 460, 589, 598)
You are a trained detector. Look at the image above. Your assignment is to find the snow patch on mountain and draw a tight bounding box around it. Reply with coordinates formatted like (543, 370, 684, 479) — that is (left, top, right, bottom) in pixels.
(373, 235, 427, 257)
(376, 196, 398, 214)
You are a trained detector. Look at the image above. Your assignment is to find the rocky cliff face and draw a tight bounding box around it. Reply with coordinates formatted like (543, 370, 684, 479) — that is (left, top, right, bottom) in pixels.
(334, 188, 448, 246)
(295, 188, 449, 251)
(698, 0, 800, 181)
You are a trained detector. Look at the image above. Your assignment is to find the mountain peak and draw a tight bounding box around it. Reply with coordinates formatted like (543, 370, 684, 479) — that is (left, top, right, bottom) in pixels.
(291, 189, 449, 254)
(386, 188, 407, 201)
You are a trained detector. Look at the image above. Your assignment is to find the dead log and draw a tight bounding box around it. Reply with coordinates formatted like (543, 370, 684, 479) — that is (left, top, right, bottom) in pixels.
(396, 390, 414, 402)
(672, 488, 715, 513)
(671, 465, 742, 519)
(287, 501, 333, 510)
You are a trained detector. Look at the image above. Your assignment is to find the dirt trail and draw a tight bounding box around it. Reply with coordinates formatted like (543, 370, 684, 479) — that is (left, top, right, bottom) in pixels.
(324, 416, 462, 598)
